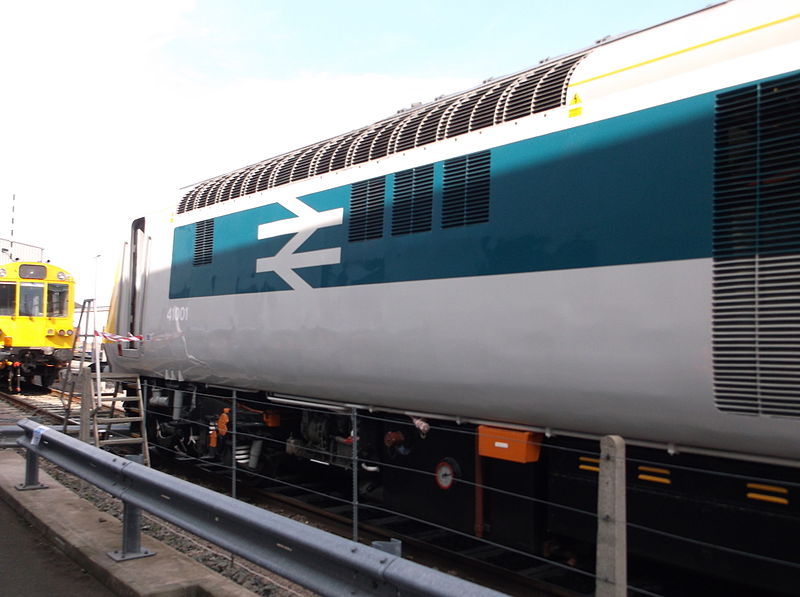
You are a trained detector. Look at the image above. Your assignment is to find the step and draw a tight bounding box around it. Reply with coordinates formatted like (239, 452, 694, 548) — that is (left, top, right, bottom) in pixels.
(98, 437, 146, 446)
(97, 373, 140, 381)
(98, 396, 142, 403)
(95, 416, 143, 425)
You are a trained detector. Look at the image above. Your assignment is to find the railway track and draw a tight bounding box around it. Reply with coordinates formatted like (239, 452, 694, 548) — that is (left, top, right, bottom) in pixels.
(0, 384, 75, 426)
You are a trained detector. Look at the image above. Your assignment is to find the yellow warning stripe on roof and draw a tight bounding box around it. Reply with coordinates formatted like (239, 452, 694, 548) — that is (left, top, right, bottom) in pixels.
(570, 13, 800, 88)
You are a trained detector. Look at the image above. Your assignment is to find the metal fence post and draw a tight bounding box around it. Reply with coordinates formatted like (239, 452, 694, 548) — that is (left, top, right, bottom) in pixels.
(15, 448, 47, 491)
(596, 434, 627, 597)
(351, 407, 359, 543)
(79, 368, 92, 443)
(231, 390, 237, 501)
(108, 501, 154, 561)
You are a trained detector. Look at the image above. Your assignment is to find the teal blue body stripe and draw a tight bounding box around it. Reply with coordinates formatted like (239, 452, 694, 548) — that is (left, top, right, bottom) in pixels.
(169, 90, 714, 299)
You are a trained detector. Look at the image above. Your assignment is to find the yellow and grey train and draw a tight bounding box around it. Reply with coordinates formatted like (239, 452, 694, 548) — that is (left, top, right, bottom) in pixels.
(0, 262, 74, 391)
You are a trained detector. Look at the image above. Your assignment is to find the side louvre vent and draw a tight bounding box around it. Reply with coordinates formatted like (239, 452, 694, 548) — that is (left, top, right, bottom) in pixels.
(177, 52, 588, 214)
(392, 165, 434, 236)
(193, 219, 214, 266)
(349, 177, 385, 242)
(442, 151, 491, 228)
(713, 73, 800, 418)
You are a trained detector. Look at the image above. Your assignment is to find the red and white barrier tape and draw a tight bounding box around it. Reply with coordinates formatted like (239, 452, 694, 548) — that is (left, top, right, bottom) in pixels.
(96, 331, 143, 342)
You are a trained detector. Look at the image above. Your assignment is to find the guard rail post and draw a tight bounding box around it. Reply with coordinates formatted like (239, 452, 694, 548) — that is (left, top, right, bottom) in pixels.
(16, 447, 47, 491)
(109, 501, 154, 561)
(595, 434, 627, 597)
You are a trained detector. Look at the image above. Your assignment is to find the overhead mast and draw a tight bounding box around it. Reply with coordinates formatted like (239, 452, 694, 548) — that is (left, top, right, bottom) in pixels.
(10, 194, 14, 262)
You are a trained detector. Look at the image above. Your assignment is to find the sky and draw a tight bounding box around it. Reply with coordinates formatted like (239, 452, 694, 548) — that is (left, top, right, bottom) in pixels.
(0, 0, 715, 305)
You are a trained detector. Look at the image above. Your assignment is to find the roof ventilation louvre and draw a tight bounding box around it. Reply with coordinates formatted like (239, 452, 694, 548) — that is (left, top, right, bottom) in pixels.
(273, 153, 300, 187)
(470, 78, 516, 130)
(350, 125, 385, 164)
(228, 167, 253, 201)
(290, 147, 317, 182)
(369, 124, 394, 160)
(502, 71, 547, 121)
(394, 105, 437, 152)
(176, 52, 589, 214)
(415, 100, 457, 146)
(445, 90, 484, 138)
(330, 133, 359, 171)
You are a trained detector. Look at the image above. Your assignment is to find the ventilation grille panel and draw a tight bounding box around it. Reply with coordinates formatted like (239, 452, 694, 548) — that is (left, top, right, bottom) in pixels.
(178, 52, 587, 214)
(442, 151, 491, 228)
(349, 177, 385, 242)
(392, 165, 434, 236)
(713, 73, 800, 418)
(193, 219, 214, 266)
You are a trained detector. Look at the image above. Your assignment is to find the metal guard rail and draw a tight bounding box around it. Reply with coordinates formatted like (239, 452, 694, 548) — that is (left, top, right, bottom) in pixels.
(0, 425, 25, 448)
(14, 419, 506, 597)
(1, 424, 80, 447)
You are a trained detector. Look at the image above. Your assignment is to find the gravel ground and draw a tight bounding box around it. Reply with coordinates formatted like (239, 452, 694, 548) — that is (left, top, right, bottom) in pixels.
(33, 454, 317, 597)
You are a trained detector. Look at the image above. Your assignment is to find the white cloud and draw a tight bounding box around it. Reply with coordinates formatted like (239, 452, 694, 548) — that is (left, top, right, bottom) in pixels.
(0, 1, 473, 307)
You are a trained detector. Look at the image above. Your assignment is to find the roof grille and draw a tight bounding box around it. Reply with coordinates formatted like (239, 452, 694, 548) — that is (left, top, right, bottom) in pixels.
(349, 177, 385, 242)
(392, 164, 434, 236)
(442, 151, 491, 228)
(712, 73, 800, 418)
(178, 52, 588, 214)
(192, 219, 214, 266)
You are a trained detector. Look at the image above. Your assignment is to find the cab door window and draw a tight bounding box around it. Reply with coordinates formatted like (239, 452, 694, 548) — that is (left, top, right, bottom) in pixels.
(0, 283, 15, 316)
(47, 283, 69, 317)
(20, 283, 43, 316)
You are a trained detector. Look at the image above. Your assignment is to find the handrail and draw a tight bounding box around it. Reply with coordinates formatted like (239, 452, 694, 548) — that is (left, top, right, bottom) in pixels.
(14, 418, 506, 597)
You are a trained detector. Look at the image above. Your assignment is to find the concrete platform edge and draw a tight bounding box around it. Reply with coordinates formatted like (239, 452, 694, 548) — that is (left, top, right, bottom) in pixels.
(0, 450, 257, 597)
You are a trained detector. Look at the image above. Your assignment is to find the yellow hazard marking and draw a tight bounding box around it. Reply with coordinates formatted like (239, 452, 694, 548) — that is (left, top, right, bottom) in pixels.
(746, 483, 788, 494)
(638, 466, 670, 475)
(747, 492, 789, 506)
(568, 93, 582, 117)
(638, 474, 672, 485)
(569, 13, 800, 88)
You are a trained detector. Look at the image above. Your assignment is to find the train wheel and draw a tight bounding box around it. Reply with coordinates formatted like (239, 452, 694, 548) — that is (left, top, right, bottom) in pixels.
(40, 369, 56, 389)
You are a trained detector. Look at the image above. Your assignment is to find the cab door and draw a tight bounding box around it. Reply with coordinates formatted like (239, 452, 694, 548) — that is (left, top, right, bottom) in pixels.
(119, 217, 148, 357)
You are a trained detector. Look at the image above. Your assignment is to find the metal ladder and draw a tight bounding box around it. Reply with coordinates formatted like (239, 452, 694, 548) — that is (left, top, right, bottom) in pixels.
(57, 298, 95, 430)
(82, 371, 150, 467)
(60, 299, 151, 466)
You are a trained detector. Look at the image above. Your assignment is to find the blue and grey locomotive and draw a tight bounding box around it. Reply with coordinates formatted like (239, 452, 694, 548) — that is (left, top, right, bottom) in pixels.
(107, 1, 800, 591)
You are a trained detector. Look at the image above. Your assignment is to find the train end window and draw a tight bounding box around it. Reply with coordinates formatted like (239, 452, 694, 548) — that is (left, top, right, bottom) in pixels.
(47, 283, 70, 317)
(19, 264, 46, 279)
(0, 283, 15, 316)
(20, 283, 44, 317)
